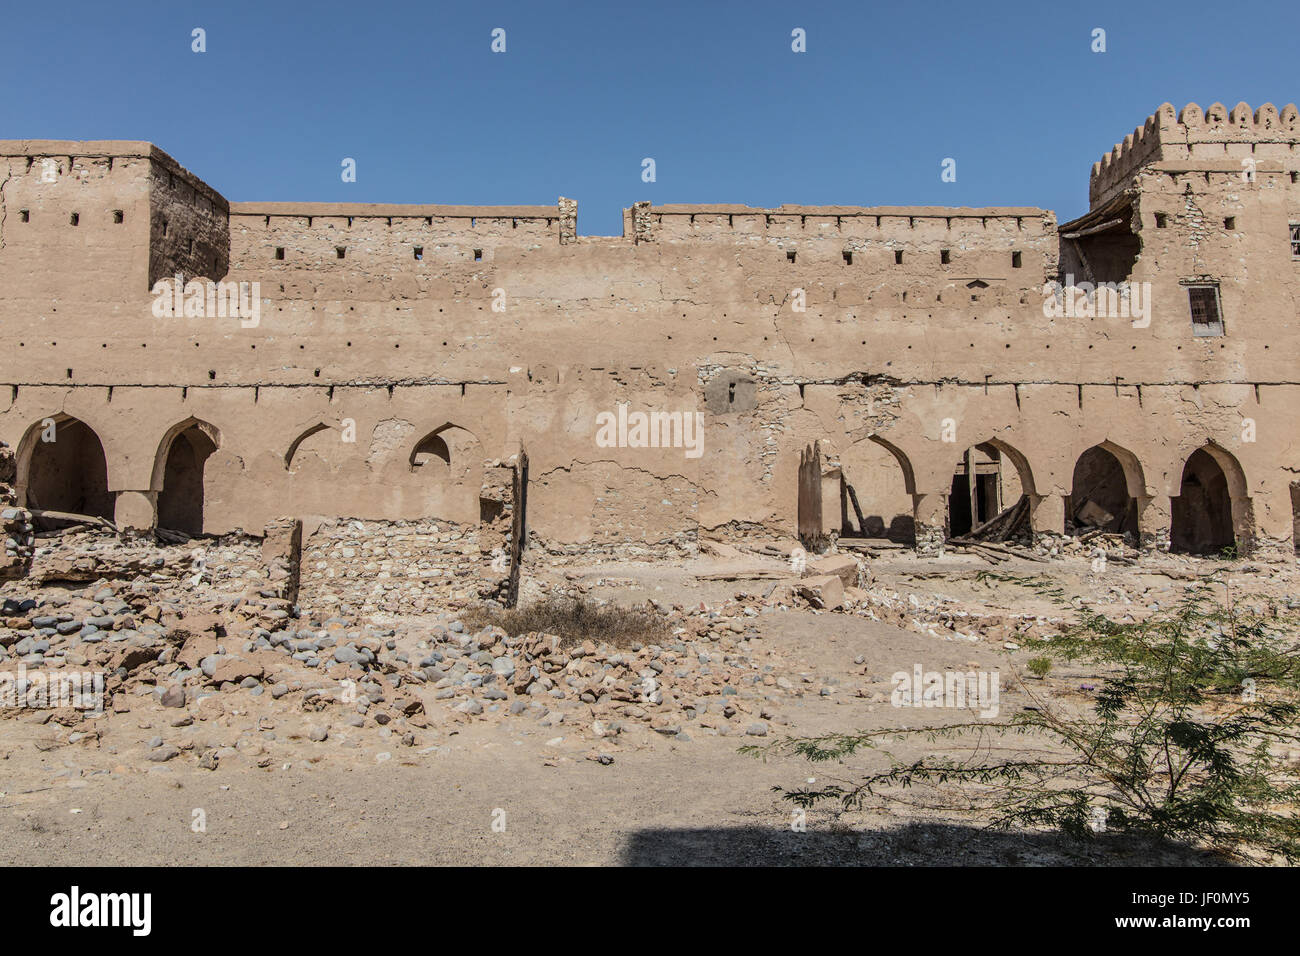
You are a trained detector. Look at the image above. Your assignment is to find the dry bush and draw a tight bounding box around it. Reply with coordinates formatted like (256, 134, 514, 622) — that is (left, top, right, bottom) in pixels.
(463, 597, 669, 649)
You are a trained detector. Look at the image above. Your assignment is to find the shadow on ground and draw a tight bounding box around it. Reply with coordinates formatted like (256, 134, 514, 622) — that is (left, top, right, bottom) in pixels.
(619, 822, 1233, 866)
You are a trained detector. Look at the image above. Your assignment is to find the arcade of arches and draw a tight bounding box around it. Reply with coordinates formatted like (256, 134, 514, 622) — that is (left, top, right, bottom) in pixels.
(820, 436, 1261, 557)
(9, 414, 1281, 558)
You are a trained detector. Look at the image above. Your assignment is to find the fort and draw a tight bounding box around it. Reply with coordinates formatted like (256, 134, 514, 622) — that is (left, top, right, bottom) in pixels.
(3, 100, 1299, 583)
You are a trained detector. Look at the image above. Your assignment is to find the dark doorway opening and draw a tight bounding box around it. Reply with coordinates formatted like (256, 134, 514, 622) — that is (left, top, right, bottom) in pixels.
(157, 425, 218, 535)
(948, 444, 1006, 538)
(23, 417, 114, 521)
(1068, 445, 1138, 535)
(1170, 448, 1234, 555)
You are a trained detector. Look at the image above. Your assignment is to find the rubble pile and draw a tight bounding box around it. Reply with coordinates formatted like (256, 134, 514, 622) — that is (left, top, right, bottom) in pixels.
(0, 560, 807, 754)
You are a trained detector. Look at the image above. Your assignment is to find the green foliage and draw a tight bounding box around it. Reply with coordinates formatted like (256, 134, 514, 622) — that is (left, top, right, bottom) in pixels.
(1026, 656, 1052, 679)
(743, 586, 1300, 862)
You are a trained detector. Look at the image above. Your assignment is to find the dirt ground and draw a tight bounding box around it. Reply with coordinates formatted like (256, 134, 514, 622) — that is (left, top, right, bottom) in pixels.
(4, 544, 1275, 867)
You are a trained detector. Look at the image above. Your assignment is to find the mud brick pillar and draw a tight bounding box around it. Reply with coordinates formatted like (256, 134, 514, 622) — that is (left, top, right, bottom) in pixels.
(261, 517, 303, 604)
(913, 492, 946, 555)
(114, 490, 158, 531)
(1137, 495, 1171, 553)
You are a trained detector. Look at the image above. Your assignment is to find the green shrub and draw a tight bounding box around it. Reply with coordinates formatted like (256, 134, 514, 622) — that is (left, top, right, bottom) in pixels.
(1026, 656, 1053, 679)
(744, 586, 1300, 862)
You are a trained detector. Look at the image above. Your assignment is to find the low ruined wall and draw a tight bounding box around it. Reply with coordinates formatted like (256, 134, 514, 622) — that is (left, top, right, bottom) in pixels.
(0, 441, 34, 581)
(298, 518, 507, 617)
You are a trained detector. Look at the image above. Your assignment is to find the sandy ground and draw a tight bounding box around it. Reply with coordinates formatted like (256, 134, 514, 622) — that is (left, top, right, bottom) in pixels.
(2, 548, 1259, 866)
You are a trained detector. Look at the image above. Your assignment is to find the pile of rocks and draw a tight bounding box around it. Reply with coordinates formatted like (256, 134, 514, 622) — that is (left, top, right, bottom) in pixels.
(1, 562, 804, 748)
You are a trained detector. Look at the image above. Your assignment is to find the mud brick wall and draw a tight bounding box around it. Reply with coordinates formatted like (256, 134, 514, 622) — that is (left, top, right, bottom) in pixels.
(2, 103, 1299, 560)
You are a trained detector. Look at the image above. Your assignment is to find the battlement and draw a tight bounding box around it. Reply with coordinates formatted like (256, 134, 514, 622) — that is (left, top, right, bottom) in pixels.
(230, 201, 563, 220)
(1090, 101, 1300, 206)
(623, 202, 1053, 245)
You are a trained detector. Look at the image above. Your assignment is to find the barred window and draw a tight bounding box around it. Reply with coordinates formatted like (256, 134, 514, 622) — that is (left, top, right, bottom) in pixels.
(1187, 283, 1224, 337)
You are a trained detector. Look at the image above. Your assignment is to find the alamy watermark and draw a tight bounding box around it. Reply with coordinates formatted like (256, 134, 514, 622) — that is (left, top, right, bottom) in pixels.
(0, 664, 105, 712)
(1042, 274, 1151, 328)
(151, 275, 261, 328)
(595, 406, 704, 459)
(891, 664, 1001, 718)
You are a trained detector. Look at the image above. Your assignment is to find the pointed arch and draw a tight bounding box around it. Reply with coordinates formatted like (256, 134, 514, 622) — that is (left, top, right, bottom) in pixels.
(153, 417, 221, 535)
(285, 422, 333, 471)
(14, 413, 113, 520)
(866, 434, 917, 496)
(945, 437, 1037, 539)
(409, 422, 480, 474)
(1068, 440, 1146, 534)
(150, 417, 222, 491)
(1171, 441, 1251, 555)
(833, 433, 919, 544)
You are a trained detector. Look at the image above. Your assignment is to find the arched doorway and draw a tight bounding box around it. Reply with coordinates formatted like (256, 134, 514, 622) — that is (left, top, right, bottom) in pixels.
(838, 436, 916, 544)
(947, 441, 1029, 538)
(1170, 447, 1236, 555)
(156, 420, 219, 536)
(408, 423, 483, 525)
(20, 416, 114, 520)
(1068, 444, 1139, 535)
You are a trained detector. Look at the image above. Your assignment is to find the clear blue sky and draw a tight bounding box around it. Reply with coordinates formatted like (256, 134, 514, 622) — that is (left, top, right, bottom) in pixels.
(2, 0, 1292, 235)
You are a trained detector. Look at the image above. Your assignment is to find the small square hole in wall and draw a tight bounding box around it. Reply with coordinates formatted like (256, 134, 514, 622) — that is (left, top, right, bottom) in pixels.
(894, 250, 904, 265)
(786, 250, 796, 263)
(414, 246, 423, 261)
(842, 250, 853, 265)
(473, 248, 483, 262)
(1012, 251, 1022, 268)
(112, 209, 124, 224)
(69, 212, 79, 226)
(940, 249, 951, 264)
(19, 210, 29, 222)
(274, 247, 285, 260)
(1292, 172, 1299, 184)
(336, 246, 346, 259)
(1224, 217, 1235, 230)
(1155, 213, 1168, 228)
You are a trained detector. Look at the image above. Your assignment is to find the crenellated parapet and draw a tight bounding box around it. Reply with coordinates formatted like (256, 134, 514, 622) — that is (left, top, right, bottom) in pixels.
(1090, 101, 1300, 207)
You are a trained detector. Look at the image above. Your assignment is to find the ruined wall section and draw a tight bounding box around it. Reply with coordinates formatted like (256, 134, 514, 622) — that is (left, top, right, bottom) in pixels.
(148, 150, 230, 289)
(1, 440, 34, 580)
(299, 518, 489, 616)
